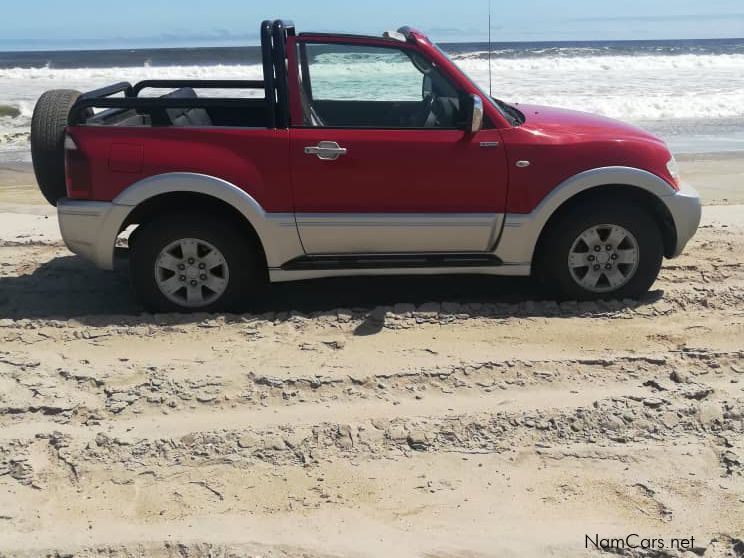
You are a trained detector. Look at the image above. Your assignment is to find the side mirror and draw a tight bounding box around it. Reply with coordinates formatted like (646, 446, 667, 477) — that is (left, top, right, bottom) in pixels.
(465, 94, 484, 134)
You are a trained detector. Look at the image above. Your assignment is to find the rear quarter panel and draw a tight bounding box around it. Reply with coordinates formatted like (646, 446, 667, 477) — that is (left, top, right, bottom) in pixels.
(66, 126, 292, 212)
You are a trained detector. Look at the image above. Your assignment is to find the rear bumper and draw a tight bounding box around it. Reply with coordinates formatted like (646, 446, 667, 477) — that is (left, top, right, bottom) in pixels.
(663, 182, 702, 258)
(57, 198, 127, 270)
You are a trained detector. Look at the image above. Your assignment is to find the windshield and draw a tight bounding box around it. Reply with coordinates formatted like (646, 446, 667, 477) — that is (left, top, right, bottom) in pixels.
(432, 43, 519, 126)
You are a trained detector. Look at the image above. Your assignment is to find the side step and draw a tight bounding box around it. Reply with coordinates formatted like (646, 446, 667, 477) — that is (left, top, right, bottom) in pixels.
(281, 253, 503, 271)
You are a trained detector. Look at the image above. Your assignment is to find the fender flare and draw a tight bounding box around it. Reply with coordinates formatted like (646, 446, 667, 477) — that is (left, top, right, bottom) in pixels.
(112, 172, 303, 268)
(494, 166, 679, 267)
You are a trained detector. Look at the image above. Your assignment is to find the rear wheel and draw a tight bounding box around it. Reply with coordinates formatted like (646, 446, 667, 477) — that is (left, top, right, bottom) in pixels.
(129, 214, 266, 313)
(536, 201, 663, 300)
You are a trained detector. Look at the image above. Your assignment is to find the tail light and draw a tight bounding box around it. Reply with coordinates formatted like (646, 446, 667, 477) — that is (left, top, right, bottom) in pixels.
(64, 132, 92, 198)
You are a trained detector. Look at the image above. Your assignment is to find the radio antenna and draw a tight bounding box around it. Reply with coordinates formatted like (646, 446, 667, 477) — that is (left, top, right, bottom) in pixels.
(488, 0, 493, 97)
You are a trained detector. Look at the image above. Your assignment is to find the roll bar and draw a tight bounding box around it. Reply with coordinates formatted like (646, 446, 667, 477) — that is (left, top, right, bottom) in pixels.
(69, 20, 296, 127)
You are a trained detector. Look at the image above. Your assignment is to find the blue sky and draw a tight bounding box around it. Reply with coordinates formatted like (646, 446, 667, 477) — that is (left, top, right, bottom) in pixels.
(1, 0, 743, 50)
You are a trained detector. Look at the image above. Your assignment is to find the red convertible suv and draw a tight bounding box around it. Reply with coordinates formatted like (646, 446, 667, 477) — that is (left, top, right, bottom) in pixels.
(30, 20, 701, 312)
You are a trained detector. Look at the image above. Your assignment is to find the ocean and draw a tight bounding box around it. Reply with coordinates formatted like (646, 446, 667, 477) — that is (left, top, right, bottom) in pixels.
(1, 38, 743, 162)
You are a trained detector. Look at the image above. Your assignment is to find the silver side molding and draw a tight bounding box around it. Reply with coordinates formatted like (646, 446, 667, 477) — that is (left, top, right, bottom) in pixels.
(295, 213, 504, 254)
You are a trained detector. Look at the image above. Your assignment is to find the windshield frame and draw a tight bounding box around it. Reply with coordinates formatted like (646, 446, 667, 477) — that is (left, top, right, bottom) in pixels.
(431, 43, 516, 126)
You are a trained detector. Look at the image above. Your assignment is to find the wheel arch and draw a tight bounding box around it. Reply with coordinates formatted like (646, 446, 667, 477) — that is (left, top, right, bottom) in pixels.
(533, 184, 677, 265)
(495, 167, 679, 268)
(123, 191, 268, 265)
(113, 172, 304, 268)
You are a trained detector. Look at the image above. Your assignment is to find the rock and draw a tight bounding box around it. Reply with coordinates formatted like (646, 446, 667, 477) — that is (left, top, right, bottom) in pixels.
(633, 418, 653, 432)
(336, 425, 354, 450)
(417, 302, 441, 315)
(661, 412, 681, 429)
(644, 379, 672, 392)
(108, 402, 130, 414)
(180, 433, 198, 446)
(670, 369, 693, 384)
(95, 433, 111, 447)
(357, 427, 384, 445)
(602, 415, 626, 431)
(578, 301, 600, 314)
(109, 392, 140, 403)
(237, 434, 257, 449)
(386, 425, 408, 442)
(254, 376, 284, 388)
(683, 384, 714, 400)
(263, 435, 287, 451)
(643, 397, 666, 409)
(721, 451, 741, 475)
(337, 309, 353, 323)
(393, 303, 415, 316)
(407, 430, 430, 451)
(322, 339, 346, 350)
(653, 301, 674, 315)
(699, 402, 723, 427)
(283, 433, 306, 449)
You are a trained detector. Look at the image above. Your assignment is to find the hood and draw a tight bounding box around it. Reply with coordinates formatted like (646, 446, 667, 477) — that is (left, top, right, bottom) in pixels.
(512, 103, 665, 146)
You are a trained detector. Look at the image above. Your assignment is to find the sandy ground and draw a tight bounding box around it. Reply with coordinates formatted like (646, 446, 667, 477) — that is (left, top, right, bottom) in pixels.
(0, 158, 742, 557)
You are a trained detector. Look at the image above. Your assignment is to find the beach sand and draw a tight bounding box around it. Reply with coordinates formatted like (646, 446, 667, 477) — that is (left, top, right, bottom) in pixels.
(0, 153, 742, 557)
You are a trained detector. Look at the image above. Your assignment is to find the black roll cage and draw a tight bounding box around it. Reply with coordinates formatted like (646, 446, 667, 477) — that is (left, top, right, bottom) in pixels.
(68, 20, 296, 127)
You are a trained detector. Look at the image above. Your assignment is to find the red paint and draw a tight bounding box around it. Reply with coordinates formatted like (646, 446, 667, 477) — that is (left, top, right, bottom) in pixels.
(501, 104, 678, 213)
(65, 28, 677, 217)
(108, 143, 144, 174)
(66, 126, 293, 211)
(291, 128, 508, 212)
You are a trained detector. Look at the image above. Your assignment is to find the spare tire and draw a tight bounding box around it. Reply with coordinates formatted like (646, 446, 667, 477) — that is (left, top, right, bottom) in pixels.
(30, 90, 83, 206)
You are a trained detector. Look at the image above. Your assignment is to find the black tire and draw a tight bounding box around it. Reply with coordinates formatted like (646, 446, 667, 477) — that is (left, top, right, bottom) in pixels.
(129, 214, 267, 313)
(536, 201, 663, 301)
(30, 90, 83, 206)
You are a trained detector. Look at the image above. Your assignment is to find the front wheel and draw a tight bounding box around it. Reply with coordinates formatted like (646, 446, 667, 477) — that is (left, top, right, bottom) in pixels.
(536, 202, 663, 301)
(129, 214, 266, 313)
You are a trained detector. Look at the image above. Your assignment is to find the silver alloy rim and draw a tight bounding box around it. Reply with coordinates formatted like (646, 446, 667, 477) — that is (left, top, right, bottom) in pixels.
(568, 224, 640, 293)
(154, 238, 229, 308)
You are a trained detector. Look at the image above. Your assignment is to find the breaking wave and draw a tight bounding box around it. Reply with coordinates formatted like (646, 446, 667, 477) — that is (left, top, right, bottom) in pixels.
(1, 43, 743, 158)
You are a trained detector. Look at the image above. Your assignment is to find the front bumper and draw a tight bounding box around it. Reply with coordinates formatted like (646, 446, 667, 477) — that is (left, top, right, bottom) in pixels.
(57, 198, 127, 270)
(662, 182, 702, 258)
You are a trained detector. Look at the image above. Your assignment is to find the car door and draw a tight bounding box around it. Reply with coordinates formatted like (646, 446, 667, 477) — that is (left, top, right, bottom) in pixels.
(288, 40, 509, 255)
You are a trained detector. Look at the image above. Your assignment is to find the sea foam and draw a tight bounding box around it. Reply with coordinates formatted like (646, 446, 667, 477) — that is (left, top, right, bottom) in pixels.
(0, 49, 742, 158)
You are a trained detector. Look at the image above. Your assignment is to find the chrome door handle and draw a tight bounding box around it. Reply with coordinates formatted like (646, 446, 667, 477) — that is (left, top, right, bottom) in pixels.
(304, 141, 348, 161)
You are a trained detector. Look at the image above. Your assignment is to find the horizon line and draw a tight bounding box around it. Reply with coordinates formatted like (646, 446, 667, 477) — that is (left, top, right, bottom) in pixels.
(1, 35, 743, 54)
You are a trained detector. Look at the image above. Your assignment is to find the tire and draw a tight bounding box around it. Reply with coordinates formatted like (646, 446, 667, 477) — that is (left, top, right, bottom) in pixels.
(536, 201, 663, 301)
(129, 214, 267, 313)
(30, 90, 83, 206)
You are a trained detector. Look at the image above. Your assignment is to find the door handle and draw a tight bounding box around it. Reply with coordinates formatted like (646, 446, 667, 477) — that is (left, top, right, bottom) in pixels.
(304, 141, 348, 161)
